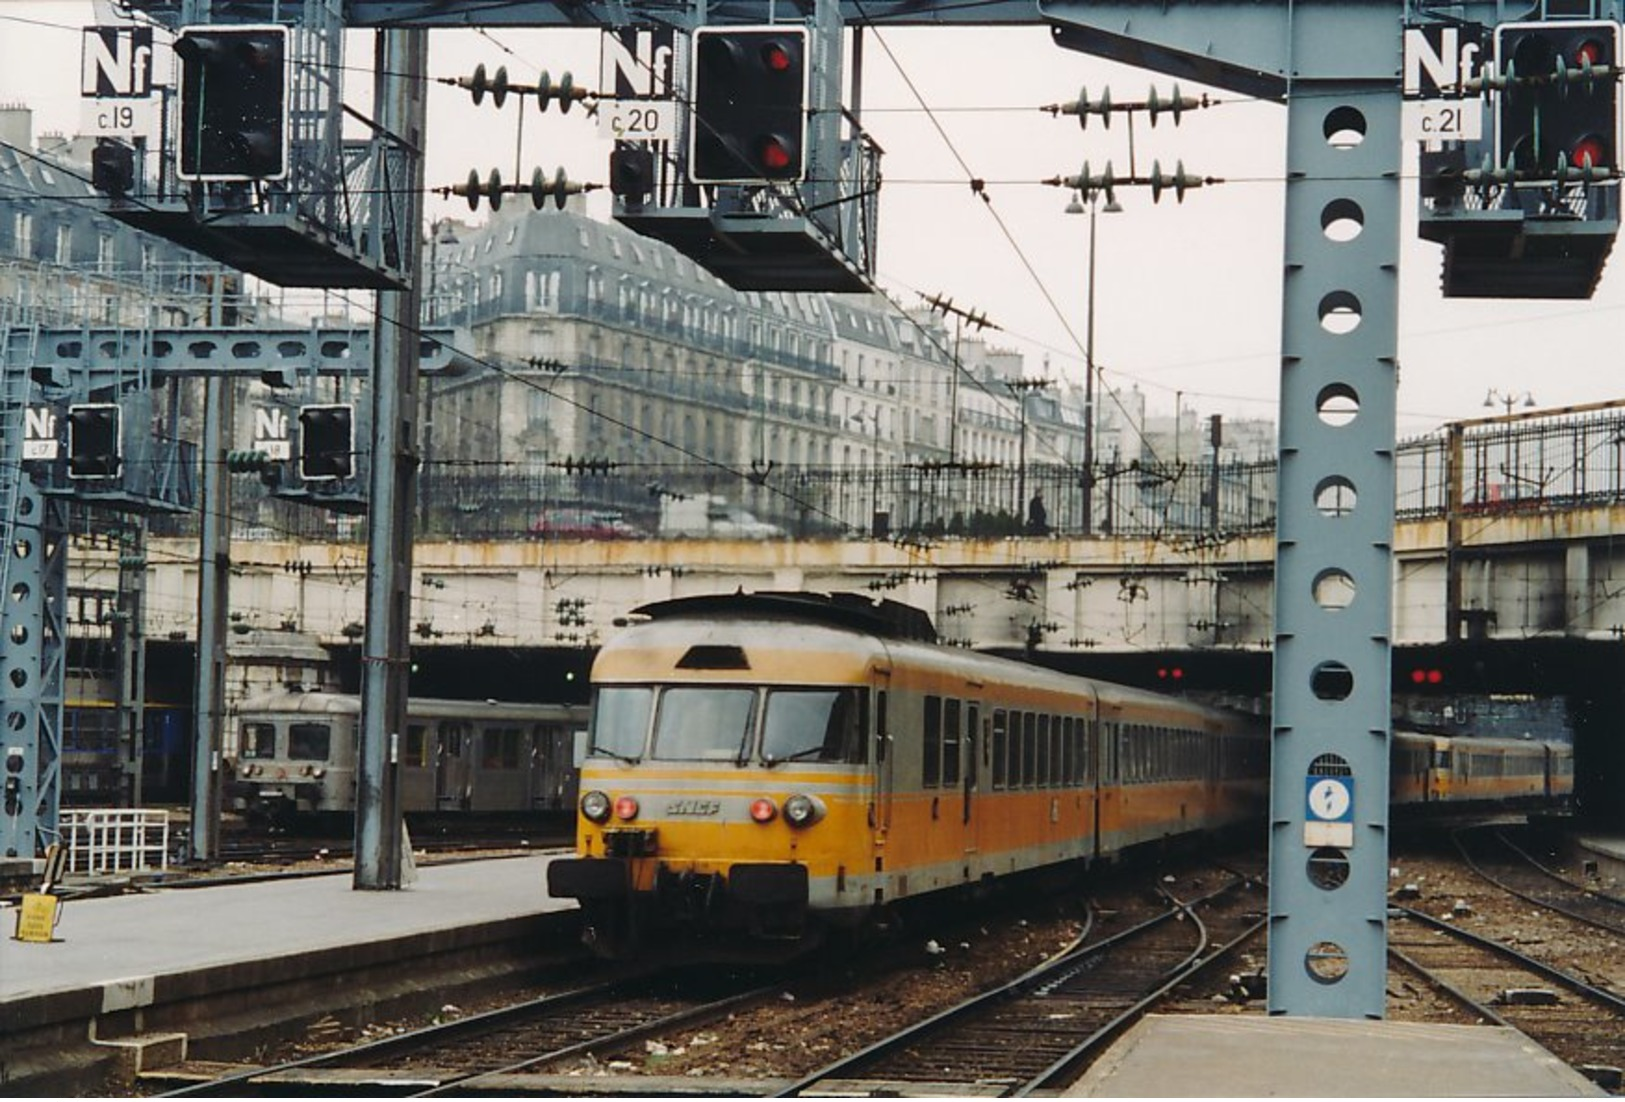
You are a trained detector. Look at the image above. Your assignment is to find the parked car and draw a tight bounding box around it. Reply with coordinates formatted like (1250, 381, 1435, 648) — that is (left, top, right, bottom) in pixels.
(529, 507, 644, 540)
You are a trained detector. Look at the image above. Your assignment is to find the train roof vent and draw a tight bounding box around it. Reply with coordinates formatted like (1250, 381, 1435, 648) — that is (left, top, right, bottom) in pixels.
(677, 644, 751, 670)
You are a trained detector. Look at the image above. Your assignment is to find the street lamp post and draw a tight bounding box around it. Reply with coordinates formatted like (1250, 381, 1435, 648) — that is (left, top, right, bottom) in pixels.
(1484, 387, 1535, 417)
(1067, 191, 1121, 536)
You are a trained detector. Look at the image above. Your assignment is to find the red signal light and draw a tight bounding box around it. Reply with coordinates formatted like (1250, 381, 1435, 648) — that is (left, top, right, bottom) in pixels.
(1574, 37, 1606, 67)
(1427, 668, 1443, 685)
(759, 137, 792, 172)
(1572, 135, 1607, 169)
(613, 795, 640, 821)
(1171, 667, 1184, 680)
(762, 42, 793, 72)
(1410, 668, 1426, 685)
(749, 798, 778, 823)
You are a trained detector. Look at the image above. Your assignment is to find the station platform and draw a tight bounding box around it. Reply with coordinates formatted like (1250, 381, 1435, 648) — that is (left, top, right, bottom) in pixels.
(1573, 833, 1625, 890)
(1069, 1015, 1604, 1096)
(1, 854, 578, 1089)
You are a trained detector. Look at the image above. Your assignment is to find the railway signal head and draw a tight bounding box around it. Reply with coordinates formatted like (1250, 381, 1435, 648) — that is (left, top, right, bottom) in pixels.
(1495, 20, 1621, 182)
(67, 403, 122, 479)
(689, 26, 808, 184)
(176, 24, 289, 181)
(91, 139, 136, 198)
(298, 403, 354, 481)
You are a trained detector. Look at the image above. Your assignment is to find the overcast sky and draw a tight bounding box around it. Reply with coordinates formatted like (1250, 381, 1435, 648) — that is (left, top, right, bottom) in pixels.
(3, 0, 1619, 439)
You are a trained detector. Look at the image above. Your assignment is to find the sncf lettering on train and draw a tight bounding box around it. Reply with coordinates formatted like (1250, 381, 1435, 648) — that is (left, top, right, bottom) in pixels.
(665, 798, 721, 816)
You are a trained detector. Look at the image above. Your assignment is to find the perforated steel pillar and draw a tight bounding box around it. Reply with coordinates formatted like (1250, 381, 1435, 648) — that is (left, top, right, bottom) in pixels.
(1266, 15, 1403, 1018)
(354, 27, 426, 890)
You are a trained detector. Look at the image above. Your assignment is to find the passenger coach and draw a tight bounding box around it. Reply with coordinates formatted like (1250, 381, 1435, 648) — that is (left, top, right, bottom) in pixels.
(227, 689, 589, 823)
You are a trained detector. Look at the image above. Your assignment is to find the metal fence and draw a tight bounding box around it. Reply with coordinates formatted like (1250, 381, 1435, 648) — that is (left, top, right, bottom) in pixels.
(141, 404, 1625, 544)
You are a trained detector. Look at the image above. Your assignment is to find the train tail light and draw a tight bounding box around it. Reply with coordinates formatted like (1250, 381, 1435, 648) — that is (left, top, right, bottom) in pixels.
(614, 795, 641, 821)
(749, 797, 778, 823)
(782, 793, 825, 828)
(580, 789, 611, 823)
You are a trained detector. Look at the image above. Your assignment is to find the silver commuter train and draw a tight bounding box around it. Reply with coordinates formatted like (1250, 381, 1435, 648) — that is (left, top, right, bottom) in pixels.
(227, 688, 590, 821)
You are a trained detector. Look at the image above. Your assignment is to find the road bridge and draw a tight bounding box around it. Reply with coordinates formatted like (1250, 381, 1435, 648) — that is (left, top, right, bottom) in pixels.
(110, 498, 1625, 655)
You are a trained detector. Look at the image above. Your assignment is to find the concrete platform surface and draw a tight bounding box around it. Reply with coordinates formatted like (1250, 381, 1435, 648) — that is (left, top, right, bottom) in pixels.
(1068, 1014, 1604, 1097)
(0, 854, 570, 1006)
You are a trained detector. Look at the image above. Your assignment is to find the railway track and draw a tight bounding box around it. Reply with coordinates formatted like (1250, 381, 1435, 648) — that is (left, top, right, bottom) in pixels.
(1454, 825, 1625, 937)
(774, 871, 1267, 1097)
(1388, 906, 1625, 1090)
(154, 970, 780, 1097)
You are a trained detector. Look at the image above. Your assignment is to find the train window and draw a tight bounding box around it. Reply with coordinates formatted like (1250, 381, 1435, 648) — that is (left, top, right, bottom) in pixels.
(923, 695, 942, 787)
(1022, 712, 1037, 787)
(876, 691, 888, 763)
(482, 728, 523, 769)
(942, 699, 961, 787)
(652, 687, 755, 761)
(991, 710, 1008, 790)
(1061, 717, 1074, 784)
(1050, 716, 1064, 786)
(442, 727, 464, 758)
(590, 687, 652, 761)
(1036, 714, 1051, 786)
(241, 722, 276, 759)
(762, 688, 864, 764)
(1007, 711, 1023, 787)
(288, 723, 331, 761)
(406, 726, 428, 767)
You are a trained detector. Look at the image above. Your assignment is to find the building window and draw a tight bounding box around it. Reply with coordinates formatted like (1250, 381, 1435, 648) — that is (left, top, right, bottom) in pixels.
(96, 233, 114, 273)
(13, 212, 32, 257)
(55, 224, 73, 264)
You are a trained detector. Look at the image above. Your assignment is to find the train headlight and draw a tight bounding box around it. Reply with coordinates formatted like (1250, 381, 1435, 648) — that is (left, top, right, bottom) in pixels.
(782, 793, 825, 828)
(580, 790, 612, 823)
(312, 768, 326, 779)
(613, 795, 640, 821)
(749, 797, 778, 823)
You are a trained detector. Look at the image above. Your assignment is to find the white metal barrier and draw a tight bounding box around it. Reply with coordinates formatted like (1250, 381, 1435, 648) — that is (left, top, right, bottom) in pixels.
(62, 809, 171, 875)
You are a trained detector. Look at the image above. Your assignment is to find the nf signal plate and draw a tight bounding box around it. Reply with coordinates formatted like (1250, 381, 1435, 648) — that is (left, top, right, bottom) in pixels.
(103, 203, 406, 290)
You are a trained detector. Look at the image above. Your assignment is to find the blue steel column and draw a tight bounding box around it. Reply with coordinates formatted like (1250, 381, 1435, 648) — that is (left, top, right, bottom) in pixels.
(0, 479, 63, 859)
(354, 27, 426, 890)
(1267, 11, 1403, 1017)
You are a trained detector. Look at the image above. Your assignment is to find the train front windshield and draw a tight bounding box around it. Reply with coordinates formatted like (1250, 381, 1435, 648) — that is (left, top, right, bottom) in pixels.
(654, 688, 755, 761)
(288, 723, 332, 761)
(762, 689, 863, 764)
(588, 685, 864, 764)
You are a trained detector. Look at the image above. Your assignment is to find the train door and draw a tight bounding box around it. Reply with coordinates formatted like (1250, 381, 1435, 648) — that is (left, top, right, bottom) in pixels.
(962, 703, 979, 826)
(871, 679, 893, 844)
(436, 722, 472, 810)
(529, 723, 575, 811)
(1094, 712, 1113, 860)
(964, 703, 985, 860)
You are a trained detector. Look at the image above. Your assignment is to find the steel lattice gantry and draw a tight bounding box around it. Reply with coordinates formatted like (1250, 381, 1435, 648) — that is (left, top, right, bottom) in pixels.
(0, 324, 471, 858)
(113, 0, 1597, 1016)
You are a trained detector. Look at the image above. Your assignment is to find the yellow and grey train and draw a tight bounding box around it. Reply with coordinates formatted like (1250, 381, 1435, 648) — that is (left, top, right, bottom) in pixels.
(547, 592, 1574, 957)
(547, 592, 1270, 955)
